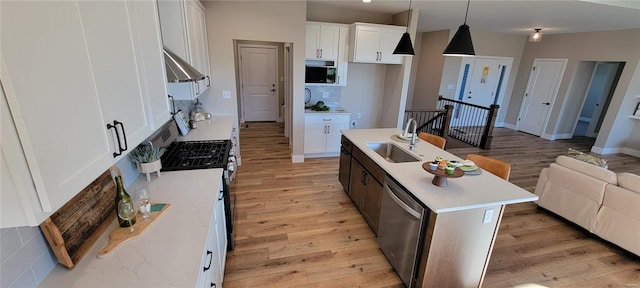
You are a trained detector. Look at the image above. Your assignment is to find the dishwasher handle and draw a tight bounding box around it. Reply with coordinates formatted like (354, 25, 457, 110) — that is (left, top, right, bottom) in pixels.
(384, 183, 421, 219)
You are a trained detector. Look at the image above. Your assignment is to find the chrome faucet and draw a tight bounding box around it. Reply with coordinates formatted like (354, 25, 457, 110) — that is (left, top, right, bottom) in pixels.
(404, 118, 418, 150)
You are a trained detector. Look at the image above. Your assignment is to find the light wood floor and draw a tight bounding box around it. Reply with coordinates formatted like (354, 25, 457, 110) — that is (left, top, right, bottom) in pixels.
(227, 123, 640, 287)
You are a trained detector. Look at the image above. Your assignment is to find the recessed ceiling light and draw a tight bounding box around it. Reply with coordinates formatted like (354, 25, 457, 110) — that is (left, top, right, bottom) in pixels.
(362, 0, 371, 3)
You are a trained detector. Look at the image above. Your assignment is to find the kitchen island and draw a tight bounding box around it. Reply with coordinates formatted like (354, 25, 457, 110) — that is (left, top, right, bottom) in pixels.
(341, 128, 538, 288)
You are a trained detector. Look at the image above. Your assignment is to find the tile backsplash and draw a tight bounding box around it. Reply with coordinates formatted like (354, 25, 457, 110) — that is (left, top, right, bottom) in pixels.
(0, 226, 57, 288)
(305, 86, 341, 108)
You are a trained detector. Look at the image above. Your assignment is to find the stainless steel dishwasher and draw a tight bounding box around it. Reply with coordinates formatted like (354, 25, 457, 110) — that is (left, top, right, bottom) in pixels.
(377, 176, 428, 288)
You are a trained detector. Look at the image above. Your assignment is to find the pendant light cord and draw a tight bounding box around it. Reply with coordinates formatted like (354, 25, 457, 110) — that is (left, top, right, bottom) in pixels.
(405, 0, 412, 32)
(463, 0, 470, 24)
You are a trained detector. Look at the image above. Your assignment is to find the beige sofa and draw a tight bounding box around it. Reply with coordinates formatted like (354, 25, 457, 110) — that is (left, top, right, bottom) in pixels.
(534, 155, 640, 256)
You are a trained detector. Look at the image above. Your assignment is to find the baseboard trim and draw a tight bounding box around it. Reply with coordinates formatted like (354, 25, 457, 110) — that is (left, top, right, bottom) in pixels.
(555, 133, 573, 140)
(502, 123, 516, 130)
(621, 147, 640, 158)
(541, 133, 555, 140)
(304, 152, 339, 159)
(591, 146, 622, 155)
(291, 154, 305, 163)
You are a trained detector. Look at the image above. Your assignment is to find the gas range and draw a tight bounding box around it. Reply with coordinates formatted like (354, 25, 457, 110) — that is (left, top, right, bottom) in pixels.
(160, 140, 231, 171)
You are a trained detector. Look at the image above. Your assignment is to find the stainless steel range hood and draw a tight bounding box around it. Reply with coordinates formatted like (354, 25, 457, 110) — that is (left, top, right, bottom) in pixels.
(163, 47, 205, 83)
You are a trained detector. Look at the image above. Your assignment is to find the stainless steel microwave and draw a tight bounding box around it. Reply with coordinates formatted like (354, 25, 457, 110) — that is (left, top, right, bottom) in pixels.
(305, 66, 336, 84)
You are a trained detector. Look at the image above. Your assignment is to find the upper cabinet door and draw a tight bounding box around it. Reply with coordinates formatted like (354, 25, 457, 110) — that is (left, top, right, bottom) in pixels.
(351, 25, 381, 63)
(306, 24, 321, 59)
(379, 28, 405, 64)
(306, 22, 340, 61)
(1, 1, 115, 218)
(78, 1, 153, 150)
(349, 23, 405, 65)
(158, 0, 211, 101)
(318, 25, 339, 61)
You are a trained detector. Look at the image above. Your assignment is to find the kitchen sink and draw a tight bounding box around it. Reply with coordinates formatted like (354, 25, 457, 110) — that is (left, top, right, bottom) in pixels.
(366, 142, 421, 163)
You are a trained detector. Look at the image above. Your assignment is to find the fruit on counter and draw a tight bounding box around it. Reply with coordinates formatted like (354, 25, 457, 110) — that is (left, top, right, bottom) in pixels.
(310, 101, 330, 111)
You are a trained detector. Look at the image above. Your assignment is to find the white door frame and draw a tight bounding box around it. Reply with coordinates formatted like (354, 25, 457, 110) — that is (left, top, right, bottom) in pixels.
(237, 43, 279, 123)
(284, 43, 292, 141)
(516, 58, 568, 138)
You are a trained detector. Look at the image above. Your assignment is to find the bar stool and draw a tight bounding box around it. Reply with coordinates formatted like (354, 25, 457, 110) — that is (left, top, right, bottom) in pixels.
(465, 154, 511, 180)
(418, 132, 447, 150)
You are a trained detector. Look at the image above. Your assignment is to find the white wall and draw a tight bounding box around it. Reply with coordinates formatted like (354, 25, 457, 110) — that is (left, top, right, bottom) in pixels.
(412, 30, 449, 109)
(437, 30, 526, 125)
(506, 29, 640, 153)
(339, 64, 387, 128)
(202, 1, 307, 160)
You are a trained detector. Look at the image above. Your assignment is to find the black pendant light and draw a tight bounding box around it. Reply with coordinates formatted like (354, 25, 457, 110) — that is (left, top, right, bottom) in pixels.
(443, 0, 475, 56)
(393, 0, 415, 55)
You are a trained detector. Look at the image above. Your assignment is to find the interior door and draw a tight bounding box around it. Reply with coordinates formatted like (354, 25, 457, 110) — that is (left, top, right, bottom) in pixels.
(517, 59, 567, 136)
(464, 58, 502, 107)
(240, 46, 278, 122)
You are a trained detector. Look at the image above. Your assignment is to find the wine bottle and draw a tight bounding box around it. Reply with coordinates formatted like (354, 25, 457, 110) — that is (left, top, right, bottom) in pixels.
(114, 175, 136, 227)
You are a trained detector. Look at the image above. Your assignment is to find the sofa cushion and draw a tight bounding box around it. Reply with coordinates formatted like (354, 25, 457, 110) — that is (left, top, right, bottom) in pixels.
(555, 155, 617, 185)
(567, 148, 608, 168)
(617, 173, 640, 193)
(537, 162, 608, 231)
(594, 184, 640, 256)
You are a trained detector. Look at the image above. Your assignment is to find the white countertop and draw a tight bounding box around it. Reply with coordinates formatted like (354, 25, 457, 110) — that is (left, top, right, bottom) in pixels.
(304, 107, 351, 115)
(342, 129, 538, 213)
(178, 115, 234, 141)
(39, 169, 224, 287)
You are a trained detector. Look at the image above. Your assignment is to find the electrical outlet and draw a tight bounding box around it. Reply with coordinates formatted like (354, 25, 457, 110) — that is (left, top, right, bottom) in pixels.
(483, 209, 494, 224)
(357, 113, 362, 119)
(222, 91, 231, 99)
(322, 92, 329, 98)
(447, 85, 456, 90)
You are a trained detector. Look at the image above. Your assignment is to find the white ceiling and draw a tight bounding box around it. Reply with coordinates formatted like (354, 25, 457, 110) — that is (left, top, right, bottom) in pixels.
(308, 0, 640, 35)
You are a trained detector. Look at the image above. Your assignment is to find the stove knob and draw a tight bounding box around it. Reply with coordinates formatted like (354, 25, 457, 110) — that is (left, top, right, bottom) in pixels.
(229, 147, 235, 156)
(227, 162, 235, 172)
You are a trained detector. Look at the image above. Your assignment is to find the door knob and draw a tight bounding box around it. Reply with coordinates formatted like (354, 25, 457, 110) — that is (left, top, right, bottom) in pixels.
(542, 102, 550, 105)
(270, 89, 276, 92)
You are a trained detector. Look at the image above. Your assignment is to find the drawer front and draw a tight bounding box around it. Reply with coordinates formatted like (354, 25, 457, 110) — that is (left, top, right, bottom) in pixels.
(305, 114, 349, 124)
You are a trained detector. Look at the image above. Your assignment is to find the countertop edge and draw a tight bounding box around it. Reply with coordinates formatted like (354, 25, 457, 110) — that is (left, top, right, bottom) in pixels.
(342, 129, 539, 213)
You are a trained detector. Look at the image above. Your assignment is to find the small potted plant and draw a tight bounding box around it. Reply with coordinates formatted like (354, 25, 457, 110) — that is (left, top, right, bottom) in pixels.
(129, 145, 166, 182)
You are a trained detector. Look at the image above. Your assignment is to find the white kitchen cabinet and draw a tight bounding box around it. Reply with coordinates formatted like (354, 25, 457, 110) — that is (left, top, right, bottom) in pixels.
(0, 0, 168, 227)
(158, 0, 211, 101)
(305, 23, 349, 87)
(304, 114, 350, 156)
(306, 22, 340, 61)
(349, 23, 405, 64)
(197, 182, 227, 288)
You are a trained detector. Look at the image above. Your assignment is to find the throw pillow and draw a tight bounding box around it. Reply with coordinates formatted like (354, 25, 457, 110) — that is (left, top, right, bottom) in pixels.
(567, 148, 608, 168)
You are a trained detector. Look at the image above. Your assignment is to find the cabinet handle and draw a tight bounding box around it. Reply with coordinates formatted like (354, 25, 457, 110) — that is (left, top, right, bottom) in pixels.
(379, 51, 382, 61)
(211, 283, 216, 288)
(106, 122, 120, 158)
(336, 76, 340, 84)
(203, 250, 213, 272)
(316, 49, 319, 58)
(195, 82, 200, 95)
(327, 126, 331, 134)
(114, 120, 128, 153)
(363, 173, 368, 185)
(206, 76, 211, 87)
(360, 171, 366, 184)
(320, 49, 323, 58)
(218, 190, 224, 201)
(106, 121, 127, 157)
(323, 118, 331, 121)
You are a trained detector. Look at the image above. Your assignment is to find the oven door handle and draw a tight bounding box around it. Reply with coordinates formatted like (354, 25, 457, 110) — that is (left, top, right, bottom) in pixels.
(218, 190, 224, 201)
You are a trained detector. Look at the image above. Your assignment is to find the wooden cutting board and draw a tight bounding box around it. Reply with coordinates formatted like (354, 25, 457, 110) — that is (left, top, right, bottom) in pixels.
(40, 166, 121, 269)
(97, 203, 170, 258)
